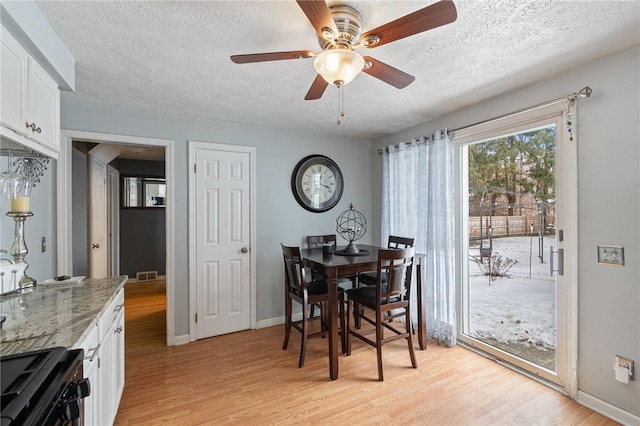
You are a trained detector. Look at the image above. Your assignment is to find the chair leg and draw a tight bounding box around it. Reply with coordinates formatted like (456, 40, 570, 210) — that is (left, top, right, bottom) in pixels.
(339, 292, 346, 354)
(346, 298, 353, 356)
(282, 297, 292, 350)
(406, 310, 417, 369)
(354, 302, 362, 329)
(376, 310, 384, 381)
(320, 301, 328, 334)
(299, 304, 309, 368)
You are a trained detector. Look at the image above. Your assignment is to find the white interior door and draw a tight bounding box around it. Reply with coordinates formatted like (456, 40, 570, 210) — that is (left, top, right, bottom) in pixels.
(107, 165, 120, 276)
(193, 145, 253, 339)
(89, 155, 108, 278)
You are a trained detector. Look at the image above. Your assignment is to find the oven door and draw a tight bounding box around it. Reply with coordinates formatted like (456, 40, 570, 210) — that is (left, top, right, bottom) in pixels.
(1, 348, 89, 426)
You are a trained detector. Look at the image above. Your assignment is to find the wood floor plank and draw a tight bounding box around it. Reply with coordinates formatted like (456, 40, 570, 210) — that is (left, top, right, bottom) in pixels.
(114, 281, 619, 425)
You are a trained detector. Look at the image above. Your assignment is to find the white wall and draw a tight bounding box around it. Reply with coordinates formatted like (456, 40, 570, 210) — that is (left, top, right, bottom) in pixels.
(59, 100, 372, 333)
(371, 45, 640, 418)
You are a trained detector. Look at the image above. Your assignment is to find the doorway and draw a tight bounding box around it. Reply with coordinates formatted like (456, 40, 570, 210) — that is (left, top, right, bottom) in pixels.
(455, 105, 578, 394)
(58, 130, 176, 346)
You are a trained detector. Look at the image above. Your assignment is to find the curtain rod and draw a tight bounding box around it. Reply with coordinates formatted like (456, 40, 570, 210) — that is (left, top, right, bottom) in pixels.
(377, 86, 592, 155)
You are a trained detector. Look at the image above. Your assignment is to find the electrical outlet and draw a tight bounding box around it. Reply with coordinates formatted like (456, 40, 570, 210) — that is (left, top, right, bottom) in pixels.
(615, 355, 634, 381)
(597, 245, 624, 265)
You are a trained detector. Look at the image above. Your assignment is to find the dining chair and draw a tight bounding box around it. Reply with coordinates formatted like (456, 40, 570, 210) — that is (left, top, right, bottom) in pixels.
(354, 235, 415, 329)
(307, 234, 357, 284)
(306, 234, 337, 281)
(281, 244, 346, 368)
(345, 247, 417, 381)
(306, 234, 356, 319)
(357, 235, 415, 286)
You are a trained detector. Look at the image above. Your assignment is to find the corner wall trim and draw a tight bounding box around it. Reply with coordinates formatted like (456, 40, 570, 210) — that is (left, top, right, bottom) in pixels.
(173, 335, 190, 346)
(577, 390, 639, 425)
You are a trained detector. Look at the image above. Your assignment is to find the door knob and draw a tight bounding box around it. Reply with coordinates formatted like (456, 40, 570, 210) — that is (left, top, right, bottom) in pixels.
(241, 247, 249, 253)
(92, 243, 100, 249)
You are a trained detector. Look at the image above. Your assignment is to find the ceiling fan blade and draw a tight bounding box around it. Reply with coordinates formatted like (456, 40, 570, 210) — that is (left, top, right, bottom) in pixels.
(362, 56, 415, 89)
(305, 74, 329, 100)
(231, 50, 314, 64)
(361, 0, 457, 48)
(296, 0, 339, 38)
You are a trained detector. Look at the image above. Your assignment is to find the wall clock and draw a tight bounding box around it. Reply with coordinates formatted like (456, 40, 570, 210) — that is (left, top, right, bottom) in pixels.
(291, 155, 343, 213)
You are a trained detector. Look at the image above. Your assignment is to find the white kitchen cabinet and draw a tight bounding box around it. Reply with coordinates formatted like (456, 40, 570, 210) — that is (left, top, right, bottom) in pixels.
(0, 26, 60, 155)
(99, 318, 116, 425)
(113, 306, 125, 409)
(75, 321, 100, 426)
(74, 287, 125, 426)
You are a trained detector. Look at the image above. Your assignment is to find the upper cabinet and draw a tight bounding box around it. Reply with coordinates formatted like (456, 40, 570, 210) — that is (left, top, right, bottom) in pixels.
(1, 27, 60, 157)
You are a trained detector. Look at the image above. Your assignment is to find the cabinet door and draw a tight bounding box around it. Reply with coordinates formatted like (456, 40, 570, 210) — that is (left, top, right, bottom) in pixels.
(114, 307, 125, 409)
(0, 28, 28, 135)
(84, 356, 100, 426)
(28, 58, 59, 150)
(99, 319, 116, 425)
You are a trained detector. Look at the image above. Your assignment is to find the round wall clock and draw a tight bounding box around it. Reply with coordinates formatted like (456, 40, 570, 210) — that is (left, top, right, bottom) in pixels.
(291, 155, 343, 213)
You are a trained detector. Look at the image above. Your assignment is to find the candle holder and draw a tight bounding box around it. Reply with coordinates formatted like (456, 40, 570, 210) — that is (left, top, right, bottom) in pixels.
(6, 211, 36, 290)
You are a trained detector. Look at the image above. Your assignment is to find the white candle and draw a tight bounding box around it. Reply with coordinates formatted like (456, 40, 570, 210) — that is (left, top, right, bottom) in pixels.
(11, 196, 30, 212)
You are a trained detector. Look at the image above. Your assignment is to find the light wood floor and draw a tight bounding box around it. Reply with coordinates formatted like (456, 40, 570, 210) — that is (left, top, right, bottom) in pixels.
(115, 281, 617, 425)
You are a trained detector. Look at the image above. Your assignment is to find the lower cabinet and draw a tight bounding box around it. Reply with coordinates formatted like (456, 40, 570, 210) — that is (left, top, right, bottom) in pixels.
(76, 288, 125, 426)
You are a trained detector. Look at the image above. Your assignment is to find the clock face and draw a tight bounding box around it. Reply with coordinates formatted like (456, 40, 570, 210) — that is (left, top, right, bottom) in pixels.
(291, 155, 343, 213)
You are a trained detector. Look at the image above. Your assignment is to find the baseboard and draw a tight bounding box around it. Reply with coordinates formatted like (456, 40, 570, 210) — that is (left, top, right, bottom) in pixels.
(174, 334, 190, 346)
(577, 390, 639, 425)
(256, 313, 306, 329)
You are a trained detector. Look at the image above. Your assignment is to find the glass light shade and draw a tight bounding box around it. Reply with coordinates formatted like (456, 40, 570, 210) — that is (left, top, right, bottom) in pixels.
(313, 49, 364, 86)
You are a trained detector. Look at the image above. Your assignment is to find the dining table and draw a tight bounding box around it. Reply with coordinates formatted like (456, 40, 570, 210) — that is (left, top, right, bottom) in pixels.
(300, 244, 427, 380)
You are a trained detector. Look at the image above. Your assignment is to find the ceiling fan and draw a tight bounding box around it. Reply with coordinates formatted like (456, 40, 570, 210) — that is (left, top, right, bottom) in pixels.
(230, 1, 457, 102)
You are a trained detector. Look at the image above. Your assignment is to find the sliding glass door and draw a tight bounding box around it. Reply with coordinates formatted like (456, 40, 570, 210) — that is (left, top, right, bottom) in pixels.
(457, 108, 577, 391)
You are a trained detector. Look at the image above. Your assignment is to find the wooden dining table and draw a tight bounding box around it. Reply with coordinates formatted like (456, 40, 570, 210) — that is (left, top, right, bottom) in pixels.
(300, 244, 427, 380)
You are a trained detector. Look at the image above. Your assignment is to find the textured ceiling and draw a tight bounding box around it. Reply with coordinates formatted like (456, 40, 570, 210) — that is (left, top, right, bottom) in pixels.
(37, 0, 640, 139)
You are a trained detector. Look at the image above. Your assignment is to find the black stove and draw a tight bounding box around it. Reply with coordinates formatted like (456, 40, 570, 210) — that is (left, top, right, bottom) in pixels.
(1, 347, 89, 426)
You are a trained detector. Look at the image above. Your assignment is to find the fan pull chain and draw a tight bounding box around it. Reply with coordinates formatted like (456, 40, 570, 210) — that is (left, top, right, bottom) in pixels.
(337, 84, 346, 125)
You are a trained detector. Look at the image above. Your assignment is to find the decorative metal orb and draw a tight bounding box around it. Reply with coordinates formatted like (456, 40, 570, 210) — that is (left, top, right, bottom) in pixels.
(336, 203, 367, 254)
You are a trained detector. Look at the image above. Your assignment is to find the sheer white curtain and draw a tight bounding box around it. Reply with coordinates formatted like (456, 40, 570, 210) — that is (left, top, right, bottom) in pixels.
(381, 130, 456, 347)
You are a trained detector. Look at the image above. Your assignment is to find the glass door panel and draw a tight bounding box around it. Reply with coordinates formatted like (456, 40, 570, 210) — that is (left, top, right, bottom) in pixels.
(462, 124, 559, 377)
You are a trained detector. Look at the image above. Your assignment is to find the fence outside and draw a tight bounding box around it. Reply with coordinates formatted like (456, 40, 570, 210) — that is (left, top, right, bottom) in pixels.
(469, 215, 548, 239)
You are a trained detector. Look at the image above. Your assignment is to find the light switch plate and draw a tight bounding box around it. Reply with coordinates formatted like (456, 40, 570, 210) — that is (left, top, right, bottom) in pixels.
(597, 245, 624, 266)
(615, 355, 634, 381)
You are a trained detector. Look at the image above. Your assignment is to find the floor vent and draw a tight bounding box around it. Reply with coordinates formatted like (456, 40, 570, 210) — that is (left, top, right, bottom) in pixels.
(136, 271, 158, 282)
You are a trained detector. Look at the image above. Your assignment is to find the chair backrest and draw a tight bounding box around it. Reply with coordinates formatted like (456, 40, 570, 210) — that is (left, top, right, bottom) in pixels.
(388, 235, 415, 249)
(377, 247, 415, 303)
(281, 244, 307, 298)
(307, 234, 337, 248)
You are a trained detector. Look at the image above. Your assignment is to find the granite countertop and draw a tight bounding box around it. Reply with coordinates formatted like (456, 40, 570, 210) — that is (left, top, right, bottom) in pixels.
(0, 276, 127, 356)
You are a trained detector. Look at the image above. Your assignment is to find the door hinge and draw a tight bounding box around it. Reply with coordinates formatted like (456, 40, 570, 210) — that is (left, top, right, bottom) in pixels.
(193, 163, 197, 173)
(195, 313, 198, 323)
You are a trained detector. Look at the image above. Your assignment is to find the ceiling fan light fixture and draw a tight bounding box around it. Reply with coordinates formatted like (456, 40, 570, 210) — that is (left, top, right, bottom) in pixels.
(313, 48, 364, 86)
